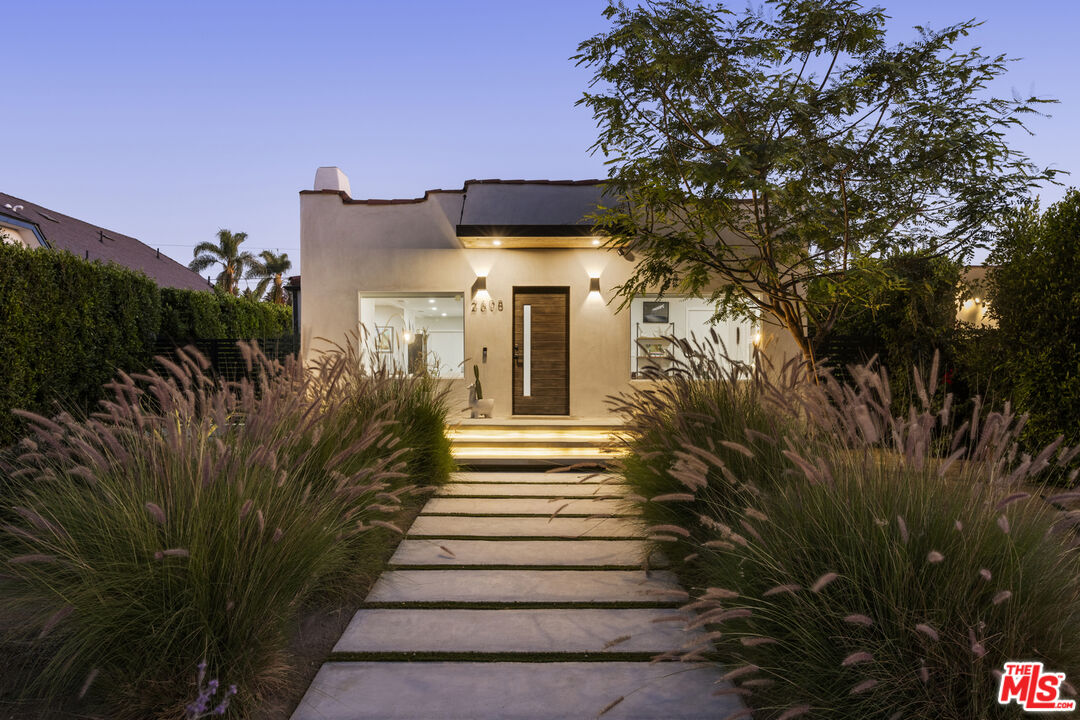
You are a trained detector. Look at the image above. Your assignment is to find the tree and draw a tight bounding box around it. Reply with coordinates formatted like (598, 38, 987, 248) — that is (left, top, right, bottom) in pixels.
(988, 190, 1080, 454)
(575, 0, 1057, 366)
(245, 250, 292, 304)
(240, 281, 270, 302)
(189, 229, 255, 296)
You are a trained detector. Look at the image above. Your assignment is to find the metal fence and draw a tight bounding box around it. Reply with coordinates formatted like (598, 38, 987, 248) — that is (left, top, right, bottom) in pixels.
(151, 336, 300, 382)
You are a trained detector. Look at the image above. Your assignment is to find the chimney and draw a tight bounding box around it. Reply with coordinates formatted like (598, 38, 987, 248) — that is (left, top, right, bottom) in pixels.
(313, 166, 351, 198)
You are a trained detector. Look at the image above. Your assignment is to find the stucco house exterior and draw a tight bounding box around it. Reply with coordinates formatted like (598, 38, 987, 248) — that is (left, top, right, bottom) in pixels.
(300, 167, 799, 419)
(0, 191, 208, 290)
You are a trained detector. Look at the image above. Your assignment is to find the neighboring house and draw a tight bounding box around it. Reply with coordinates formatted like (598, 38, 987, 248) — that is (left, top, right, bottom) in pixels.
(958, 265, 994, 328)
(0, 192, 208, 290)
(300, 167, 799, 419)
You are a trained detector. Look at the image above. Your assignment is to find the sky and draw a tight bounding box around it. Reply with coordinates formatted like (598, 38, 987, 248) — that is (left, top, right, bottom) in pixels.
(4, 0, 1078, 282)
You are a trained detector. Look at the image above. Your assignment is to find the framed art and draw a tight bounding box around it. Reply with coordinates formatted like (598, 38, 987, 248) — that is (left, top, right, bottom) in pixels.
(642, 301, 669, 323)
(374, 325, 394, 353)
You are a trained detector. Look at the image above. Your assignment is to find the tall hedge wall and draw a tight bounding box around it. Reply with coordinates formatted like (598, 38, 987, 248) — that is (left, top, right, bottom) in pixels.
(0, 244, 293, 445)
(0, 244, 161, 442)
(159, 287, 292, 341)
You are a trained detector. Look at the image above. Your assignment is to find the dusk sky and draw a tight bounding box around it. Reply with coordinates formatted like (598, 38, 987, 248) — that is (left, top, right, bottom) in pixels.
(5, 1, 1077, 280)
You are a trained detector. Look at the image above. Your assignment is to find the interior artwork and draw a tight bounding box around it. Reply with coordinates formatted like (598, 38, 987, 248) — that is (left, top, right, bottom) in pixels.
(642, 301, 669, 323)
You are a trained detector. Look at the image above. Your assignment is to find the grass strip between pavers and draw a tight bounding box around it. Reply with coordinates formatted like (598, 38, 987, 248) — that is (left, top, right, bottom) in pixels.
(404, 535, 643, 541)
(385, 564, 648, 571)
(418, 512, 638, 519)
(325, 651, 678, 663)
(359, 601, 680, 610)
(434, 494, 628, 499)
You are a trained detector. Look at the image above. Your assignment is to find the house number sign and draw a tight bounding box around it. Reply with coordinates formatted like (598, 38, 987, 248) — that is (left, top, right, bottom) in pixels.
(471, 299, 503, 313)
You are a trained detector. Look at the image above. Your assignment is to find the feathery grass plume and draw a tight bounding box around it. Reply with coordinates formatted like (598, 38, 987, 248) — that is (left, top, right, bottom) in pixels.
(615, 340, 1080, 718)
(0, 336, 452, 717)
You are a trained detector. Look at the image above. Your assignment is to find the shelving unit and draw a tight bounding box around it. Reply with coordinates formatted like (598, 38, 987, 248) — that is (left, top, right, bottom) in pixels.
(634, 322, 676, 374)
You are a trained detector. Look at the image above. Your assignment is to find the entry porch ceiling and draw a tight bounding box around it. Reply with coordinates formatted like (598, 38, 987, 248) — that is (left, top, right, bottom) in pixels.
(456, 225, 604, 249)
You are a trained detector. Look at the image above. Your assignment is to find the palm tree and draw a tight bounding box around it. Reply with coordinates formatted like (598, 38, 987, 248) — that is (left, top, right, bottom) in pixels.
(246, 250, 292, 304)
(240, 279, 271, 302)
(189, 229, 256, 295)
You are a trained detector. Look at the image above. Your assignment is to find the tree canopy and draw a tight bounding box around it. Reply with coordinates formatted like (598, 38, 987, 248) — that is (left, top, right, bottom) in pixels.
(575, 0, 1057, 363)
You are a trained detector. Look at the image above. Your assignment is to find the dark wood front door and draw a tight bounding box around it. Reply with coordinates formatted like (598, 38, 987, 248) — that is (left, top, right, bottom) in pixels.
(512, 288, 569, 415)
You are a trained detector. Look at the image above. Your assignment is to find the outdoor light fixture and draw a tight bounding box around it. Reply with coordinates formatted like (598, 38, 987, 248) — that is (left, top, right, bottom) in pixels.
(592, 238, 601, 246)
(753, 330, 763, 346)
(589, 276, 601, 294)
(473, 275, 488, 298)
(493, 239, 502, 246)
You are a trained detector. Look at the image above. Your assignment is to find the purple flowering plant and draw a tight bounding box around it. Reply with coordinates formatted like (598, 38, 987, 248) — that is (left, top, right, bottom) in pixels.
(185, 660, 237, 718)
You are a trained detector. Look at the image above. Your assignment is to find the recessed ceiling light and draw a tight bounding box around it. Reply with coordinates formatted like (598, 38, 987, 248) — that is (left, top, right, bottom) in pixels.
(428, 299, 435, 303)
(432, 307, 438, 312)
(493, 239, 502, 246)
(441, 312, 447, 317)
(592, 238, 601, 246)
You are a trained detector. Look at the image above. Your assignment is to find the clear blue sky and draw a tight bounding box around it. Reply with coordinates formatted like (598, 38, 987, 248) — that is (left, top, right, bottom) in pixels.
(5, 1, 1078, 280)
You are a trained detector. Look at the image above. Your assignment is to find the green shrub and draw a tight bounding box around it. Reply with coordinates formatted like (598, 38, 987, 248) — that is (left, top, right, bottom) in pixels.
(989, 189, 1080, 454)
(811, 252, 963, 409)
(0, 342, 444, 718)
(159, 287, 292, 341)
(0, 244, 160, 445)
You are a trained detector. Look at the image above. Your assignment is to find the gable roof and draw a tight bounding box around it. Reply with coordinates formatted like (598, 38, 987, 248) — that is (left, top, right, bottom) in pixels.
(0, 192, 209, 290)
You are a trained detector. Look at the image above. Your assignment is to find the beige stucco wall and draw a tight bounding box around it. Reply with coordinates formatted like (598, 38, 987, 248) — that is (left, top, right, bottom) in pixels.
(300, 188, 802, 419)
(957, 265, 995, 328)
(0, 221, 39, 249)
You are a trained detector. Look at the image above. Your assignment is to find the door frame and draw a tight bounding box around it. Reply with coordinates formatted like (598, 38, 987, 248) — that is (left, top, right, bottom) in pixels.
(511, 286, 570, 416)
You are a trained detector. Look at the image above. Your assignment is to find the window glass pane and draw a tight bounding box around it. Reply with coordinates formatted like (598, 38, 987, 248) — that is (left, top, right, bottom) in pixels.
(629, 295, 755, 377)
(359, 293, 465, 378)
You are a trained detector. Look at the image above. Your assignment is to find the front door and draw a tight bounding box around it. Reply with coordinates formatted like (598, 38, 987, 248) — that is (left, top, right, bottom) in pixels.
(512, 287, 569, 415)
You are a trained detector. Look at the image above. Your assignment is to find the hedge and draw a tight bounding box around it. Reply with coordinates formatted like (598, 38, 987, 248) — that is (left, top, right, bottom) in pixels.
(0, 244, 293, 445)
(988, 189, 1080, 454)
(0, 244, 160, 443)
(159, 287, 292, 341)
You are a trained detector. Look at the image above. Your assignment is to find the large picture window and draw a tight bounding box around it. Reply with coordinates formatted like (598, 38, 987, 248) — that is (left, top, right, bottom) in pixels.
(359, 293, 464, 378)
(629, 295, 755, 377)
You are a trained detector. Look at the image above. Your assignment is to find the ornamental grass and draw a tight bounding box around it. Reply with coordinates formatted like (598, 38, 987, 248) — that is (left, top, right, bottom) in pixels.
(0, 341, 451, 718)
(615, 335, 1080, 719)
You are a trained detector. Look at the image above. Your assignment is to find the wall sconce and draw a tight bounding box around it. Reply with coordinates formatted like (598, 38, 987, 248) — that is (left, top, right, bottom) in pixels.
(589, 276, 601, 295)
(753, 330, 763, 346)
(472, 275, 488, 298)
(403, 330, 414, 344)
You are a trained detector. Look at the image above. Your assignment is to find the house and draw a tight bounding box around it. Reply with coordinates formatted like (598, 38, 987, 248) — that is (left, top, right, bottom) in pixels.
(299, 167, 799, 419)
(0, 192, 208, 290)
(958, 265, 994, 328)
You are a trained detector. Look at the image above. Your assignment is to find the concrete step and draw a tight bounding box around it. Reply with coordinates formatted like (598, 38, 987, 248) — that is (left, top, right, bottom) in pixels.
(389, 539, 655, 567)
(291, 661, 742, 720)
(332, 608, 696, 654)
(408, 515, 644, 539)
(437, 482, 628, 498)
(365, 569, 680, 604)
(450, 471, 621, 484)
(421, 497, 631, 516)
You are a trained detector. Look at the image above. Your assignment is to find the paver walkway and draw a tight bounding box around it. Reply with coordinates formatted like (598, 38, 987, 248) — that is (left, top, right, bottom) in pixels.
(291, 470, 745, 720)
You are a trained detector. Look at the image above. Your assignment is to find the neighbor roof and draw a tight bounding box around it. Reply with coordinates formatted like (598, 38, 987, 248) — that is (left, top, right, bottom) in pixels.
(0, 192, 208, 290)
